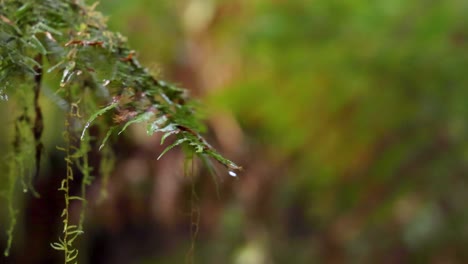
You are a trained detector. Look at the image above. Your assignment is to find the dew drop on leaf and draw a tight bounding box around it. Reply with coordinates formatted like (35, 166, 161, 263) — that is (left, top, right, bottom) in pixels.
(228, 170, 237, 177)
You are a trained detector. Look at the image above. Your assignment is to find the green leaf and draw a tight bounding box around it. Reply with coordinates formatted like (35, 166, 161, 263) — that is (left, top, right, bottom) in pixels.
(160, 130, 178, 144)
(47, 60, 65, 73)
(206, 149, 242, 171)
(34, 22, 63, 36)
(81, 101, 118, 140)
(99, 126, 118, 151)
(68, 196, 85, 201)
(50, 242, 65, 251)
(65, 225, 78, 231)
(66, 249, 79, 262)
(29, 35, 47, 55)
(147, 115, 169, 135)
(118, 111, 154, 135)
(157, 138, 189, 160)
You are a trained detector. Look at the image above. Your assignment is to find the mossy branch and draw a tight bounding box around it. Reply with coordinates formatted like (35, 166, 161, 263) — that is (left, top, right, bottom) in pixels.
(1, 0, 240, 262)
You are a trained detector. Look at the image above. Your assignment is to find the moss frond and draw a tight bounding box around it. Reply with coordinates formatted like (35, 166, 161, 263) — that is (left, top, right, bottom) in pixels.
(1, 0, 240, 262)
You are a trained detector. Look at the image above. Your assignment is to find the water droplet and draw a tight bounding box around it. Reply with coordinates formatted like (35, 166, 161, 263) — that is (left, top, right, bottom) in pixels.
(228, 170, 237, 177)
(60, 61, 76, 87)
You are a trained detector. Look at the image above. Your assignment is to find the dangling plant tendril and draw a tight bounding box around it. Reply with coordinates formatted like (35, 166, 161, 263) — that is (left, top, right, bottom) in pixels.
(0, 0, 240, 262)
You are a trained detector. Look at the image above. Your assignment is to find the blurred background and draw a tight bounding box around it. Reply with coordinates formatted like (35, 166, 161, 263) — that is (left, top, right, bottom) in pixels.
(2, 0, 468, 263)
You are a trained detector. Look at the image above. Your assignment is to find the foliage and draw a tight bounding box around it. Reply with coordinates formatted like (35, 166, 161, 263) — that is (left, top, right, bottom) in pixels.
(3, 0, 468, 263)
(0, 0, 239, 263)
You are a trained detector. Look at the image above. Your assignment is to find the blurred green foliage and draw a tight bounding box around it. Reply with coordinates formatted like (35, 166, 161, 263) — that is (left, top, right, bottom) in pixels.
(98, 0, 468, 263)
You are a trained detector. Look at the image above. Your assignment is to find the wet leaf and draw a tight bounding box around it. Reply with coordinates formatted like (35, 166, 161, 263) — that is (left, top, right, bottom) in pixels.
(81, 101, 118, 140)
(157, 138, 189, 160)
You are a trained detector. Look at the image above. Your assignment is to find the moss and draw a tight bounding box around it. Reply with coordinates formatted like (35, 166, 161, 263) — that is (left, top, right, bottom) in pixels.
(0, 0, 239, 262)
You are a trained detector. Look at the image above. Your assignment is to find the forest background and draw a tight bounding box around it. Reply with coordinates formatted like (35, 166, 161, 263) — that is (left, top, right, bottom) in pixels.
(1, 0, 468, 263)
